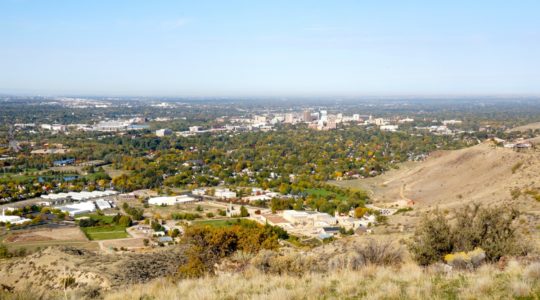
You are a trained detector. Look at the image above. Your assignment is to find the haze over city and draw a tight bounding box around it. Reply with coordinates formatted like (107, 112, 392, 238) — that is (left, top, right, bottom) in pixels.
(1, 0, 540, 97)
(2, 2, 540, 300)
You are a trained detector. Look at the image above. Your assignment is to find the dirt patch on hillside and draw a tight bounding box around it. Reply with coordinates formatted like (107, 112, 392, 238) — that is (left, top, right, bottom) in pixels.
(0, 245, 187, 298)
(333, 141, 540, 229)
(5, 227, 88, 243)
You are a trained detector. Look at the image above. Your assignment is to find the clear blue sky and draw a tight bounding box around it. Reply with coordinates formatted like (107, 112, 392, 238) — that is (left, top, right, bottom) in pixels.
(1, 0, 539, 97)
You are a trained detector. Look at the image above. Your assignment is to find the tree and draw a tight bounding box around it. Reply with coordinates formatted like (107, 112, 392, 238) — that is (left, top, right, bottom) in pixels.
(170, 228, 180, 238)
(408, 210, 453, 266)
(118, 215, 132, 227)
(337, 203, 350, 215)
(240, 206, 249, 217)
(354, 207, 368, 218)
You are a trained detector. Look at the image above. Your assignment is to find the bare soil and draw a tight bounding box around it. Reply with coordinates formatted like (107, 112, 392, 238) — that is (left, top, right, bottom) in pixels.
(333, 141, 540, 229)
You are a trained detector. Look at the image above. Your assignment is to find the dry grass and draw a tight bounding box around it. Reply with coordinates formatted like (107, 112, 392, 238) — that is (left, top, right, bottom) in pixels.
(104, 259, 540, 300)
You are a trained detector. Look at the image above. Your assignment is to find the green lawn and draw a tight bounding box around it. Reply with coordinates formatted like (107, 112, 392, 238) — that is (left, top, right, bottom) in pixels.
(191, 218, 243, 228)
(76, 214, 115, 223)
(305, 188, 348, 200)
(0, 174, 33, 183)
(0, 173, 79, 183)
(84, 171, 111, 181)
(80, 225, 128, 240)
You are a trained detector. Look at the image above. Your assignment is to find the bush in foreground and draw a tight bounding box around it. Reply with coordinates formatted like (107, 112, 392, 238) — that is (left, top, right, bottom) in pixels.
(177, 220, 282, 278)
(409, 204, 527, 266)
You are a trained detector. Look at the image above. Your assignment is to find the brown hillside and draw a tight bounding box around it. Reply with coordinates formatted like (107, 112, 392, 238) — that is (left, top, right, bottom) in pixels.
(334, 141, 540, 228)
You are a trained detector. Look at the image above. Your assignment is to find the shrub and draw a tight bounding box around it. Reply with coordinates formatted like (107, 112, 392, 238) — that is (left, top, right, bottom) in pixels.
(327, 239, 403, 271)
(525, 262, 540, 281)
(511, 162, 523, 174)
(410, 204, 527, 265)
(510, 188, 521, 200)
(409, 210, 453, 266)
(444, 248, 486, 269)
(0, 243, 10, 258)
(354, 239, 404, 266)
(339, 227, 354, 235)
(171, 213, 201, 220)
(395, 207, 413, 214)
(78, 218, 98, 227)
(452, 204, 524, 261)
(251, 250, 318, 276)
(61, 276, 76, 289)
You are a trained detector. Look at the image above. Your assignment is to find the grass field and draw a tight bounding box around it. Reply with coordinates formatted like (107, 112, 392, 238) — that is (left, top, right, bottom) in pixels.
(81, 225, 129, 240)
(191, 218, 243, 227)
(0, 173, 79, 183)
(305, 188, 348, 200)
(76, 214, 115, 223)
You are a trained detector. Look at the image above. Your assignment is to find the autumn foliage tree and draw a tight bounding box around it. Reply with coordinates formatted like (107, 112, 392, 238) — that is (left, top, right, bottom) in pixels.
(178, 220, 283, 278)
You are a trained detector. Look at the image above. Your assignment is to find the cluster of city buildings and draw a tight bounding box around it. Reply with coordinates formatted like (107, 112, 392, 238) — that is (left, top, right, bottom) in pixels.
(38, 190, 118, 216)
(162, 123, 274, 138)
(17, 118, 150, 134)
(253, 207, 389, 239)
(191, 187, 285, 202)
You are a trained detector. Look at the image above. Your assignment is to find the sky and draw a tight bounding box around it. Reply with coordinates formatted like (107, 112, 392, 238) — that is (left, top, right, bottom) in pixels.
(1, 0, 539, 97)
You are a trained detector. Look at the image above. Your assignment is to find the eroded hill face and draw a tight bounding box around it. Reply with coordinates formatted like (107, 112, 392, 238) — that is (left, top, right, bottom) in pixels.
(401, 143, 538, 209)
(334, 141, 540, 229)
(0, 246, 186, 298)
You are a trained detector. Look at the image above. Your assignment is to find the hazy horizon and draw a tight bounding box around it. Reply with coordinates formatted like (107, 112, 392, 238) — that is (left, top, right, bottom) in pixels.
(1, 0, 540, 97)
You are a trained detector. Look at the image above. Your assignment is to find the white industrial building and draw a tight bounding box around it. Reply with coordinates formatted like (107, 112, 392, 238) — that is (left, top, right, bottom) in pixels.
(0, 209, 31, 225)
(156, 128, 173, 137)
(380, 125, 399, 132)
(191, 188, 206, 196)
(148, 195, 197, 206)
(243, 194, 272, 202)
(214, 188, 237, 199)
(283, 210, 310, 224)
(95, 199, 113, 210)
(282, 210, 337, 226)
(57, 201, 97, 217)
(93, 120, 130, 132)
(41, 190, 118, 202)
